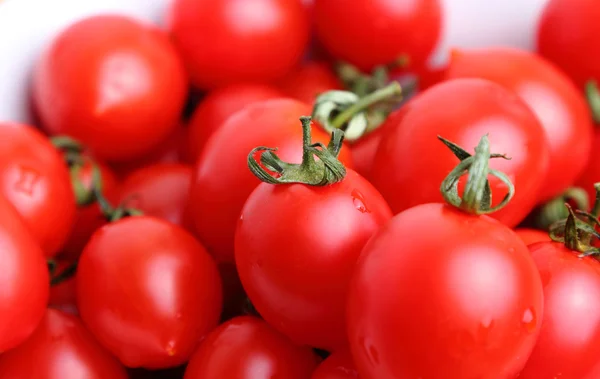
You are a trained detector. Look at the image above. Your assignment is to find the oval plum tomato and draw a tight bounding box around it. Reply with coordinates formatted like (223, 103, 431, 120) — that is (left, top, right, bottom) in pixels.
(311, 350, 359, 379)
(76, 216, 222, 369)
(443, 47, 594, 201)
(0, 309, 128, 379)
(519, 241, 600, 378)
(313, 0, 442, 72)
(118, 163, 194, 232)
(277, 61, 342, 105)
(183, 316, 318, 379)
(33, 14, 187, 162)
(167, 0, 310, 90)
(186, 84, 283, 163)
(537, 0, 600, 89)
(370, 79, 550, 228)
(0, 123, 75, 256)
(348, 203, 544, 379)
(190, 99, 353, 263)
(48, 259, 78, 315)
(515, 228, 551, 246)
(0, 194, 49, 352)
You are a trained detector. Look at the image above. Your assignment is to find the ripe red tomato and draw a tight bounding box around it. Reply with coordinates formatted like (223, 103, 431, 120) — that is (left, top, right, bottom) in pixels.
(519, 241, 600, 378)
(442, 47, 594, 201)
(76, 216, 222, 369)
(311, 350, 359, 379)
(313, 0, 442, 72)
(348, 203, 544, 378)
(190, 99, 353, 263)
(33, 14, 188, 162)
(236, 170, 392, 350)
(537, 0, 600, 89)
(514, 228, 551, 246)
(277, 61, 342, 105)
(0, 194, 49, 352)
(49, 259, 78, 315)
(0, 309, 128, 379)
(118, 163, 193, 232)
(167, 0, 310, 89)
(369, 79, 550, 228)
(576, 130, 600, 203)
(186, 84, 283, 163)
(0, 123, 76, 256)
(183, 316, 318, 379)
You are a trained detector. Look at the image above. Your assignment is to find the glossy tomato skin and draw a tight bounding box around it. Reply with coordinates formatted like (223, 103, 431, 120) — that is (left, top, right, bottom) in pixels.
(184, 316, 318, 379)
(443, 47, 593, 201)
(0, 194, 49, 352)
(347, 203, 544, 379)
(537, 0, 600, 88)
(277, 61, 342, 105)
(370, 79, 550, 228)
(76, 216, 222, 369)
(186, 83, 283, 163)
(0, 309, 128, 379)
(311, 350, 359, 379)
(190, 99, 353, 263)
(0, 123, 75, 257)
(236, 169, 392, 350)
(514, 228, 551, 246)
(33, 15, 187, 162)
(118, 163, 194, 232)
(314, 0, 442, 72)
(168, 0, 310, 90)
(519, 242, 600, 378)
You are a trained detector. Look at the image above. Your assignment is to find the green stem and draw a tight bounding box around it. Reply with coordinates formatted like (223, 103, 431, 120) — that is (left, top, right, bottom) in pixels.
(533, 187, 589, 230)
(586, 81, 600, 124)
(90, 166, 142, 222)
(548, 203, 600, 257)
(50, 261, 78, 286)
(51, 136, 83, 155)
(591, 183, 600, 218)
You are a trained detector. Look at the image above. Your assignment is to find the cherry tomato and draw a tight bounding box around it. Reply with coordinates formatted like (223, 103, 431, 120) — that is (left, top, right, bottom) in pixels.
(236, 170, 392, 350)
(515, 228, 551, 246)
(537, 0, 600, 89)
(167, 0, 310, 89)
(186, 84, 283, 163)
(190, 99, 353, 263)
(183, 316, 318, 379)
(0, 309, 128, 379)
(519, 241, 600, 378)
(348, 203, 544, 378)
(311, 350, 359, 379)
(33, 14, 188, 162)
(0, 123, 75, 256)
(313, 0, 442, 72)
(442, 47, 593, 201)
(0, 194, 49, 352)
(277, 61, 342, 105)
(118, 163, 193, 232)
(76, 216, 222, 369)
(576, 130, 600, 203)
(49, 259, 78, 315)
(370, 79, 549, 228)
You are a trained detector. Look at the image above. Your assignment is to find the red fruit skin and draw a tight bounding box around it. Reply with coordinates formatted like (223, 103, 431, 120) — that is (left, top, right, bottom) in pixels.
(311, 350, 359, 379)
(0, 309, 128, 379)
(186, 83, 283, 163)
(277, 61, 342, 105)
(49, 259, 78, 315)
(514, 228, 551, 247)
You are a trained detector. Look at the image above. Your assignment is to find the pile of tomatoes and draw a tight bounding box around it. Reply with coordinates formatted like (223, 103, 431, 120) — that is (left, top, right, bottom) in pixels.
(2, 0, 600, 378)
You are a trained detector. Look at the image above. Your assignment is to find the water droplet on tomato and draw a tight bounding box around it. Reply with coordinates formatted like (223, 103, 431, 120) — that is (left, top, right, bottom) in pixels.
(239, 214, 244, 222)
(508, 247, 515, 254)
(175, 312, 182, 320)
(165, 340, 176, 356)
(476, 316, 495, 344)
(351, 189, 370, 213)
(522, 307, 537, 333)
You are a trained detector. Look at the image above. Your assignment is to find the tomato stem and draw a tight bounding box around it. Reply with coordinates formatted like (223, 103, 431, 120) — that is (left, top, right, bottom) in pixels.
(531, 187, 589, 230)
(247, 116, 347, 186)
(586, 81, 600, 124)
(50, 261, 78, 286)
(549, 203, 600, 256)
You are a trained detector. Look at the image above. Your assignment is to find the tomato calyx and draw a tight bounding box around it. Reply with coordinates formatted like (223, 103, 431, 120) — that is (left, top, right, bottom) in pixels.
(248, 116, 347, 186)
(335, 56, 409, 97)
(439, 134, 515, 215)
(586, 81, 600, 124)
(530, 187, 589, 230)
(46, 258, 77, 286)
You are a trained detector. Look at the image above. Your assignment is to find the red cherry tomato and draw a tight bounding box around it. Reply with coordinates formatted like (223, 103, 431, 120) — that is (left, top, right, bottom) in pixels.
(370, 79, 550, 228)
(0, 194, 49, 352)
(443, 47, 593, 201)
(118, 163, 193, 232)
(311, 350, 359, 379)
(236, 170, 392, 350)
(0, 123, 75, 257)
(348, 203, 544, 378)
(183, 316, 318, 379)
(187, 84, 283, 163)
(0, 309, 128, 379)
(190, 99, 353, 263)
(576, 130, 600, 203)
(77, 216, 222, 369)
(537, 0, 600, 89)
(277, 61, 342, 105)
(49, 259, 78, 315)
(313, 0, 442, 72)
(33, 14, 188, 162)
(167, 0, 310, 90)
(514, 228, 551, 246)
(519, 242, 600, 378)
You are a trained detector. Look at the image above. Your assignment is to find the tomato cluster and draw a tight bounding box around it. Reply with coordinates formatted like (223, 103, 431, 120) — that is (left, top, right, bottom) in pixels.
(2, 0, 600, 378)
